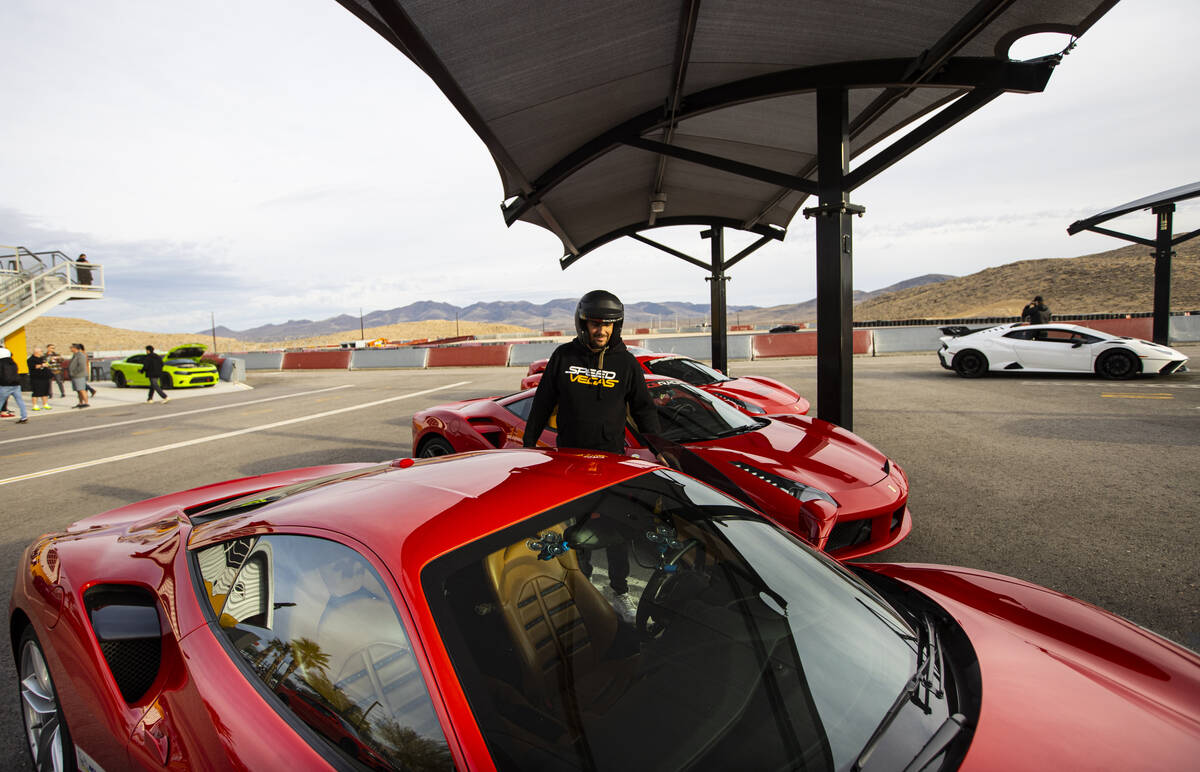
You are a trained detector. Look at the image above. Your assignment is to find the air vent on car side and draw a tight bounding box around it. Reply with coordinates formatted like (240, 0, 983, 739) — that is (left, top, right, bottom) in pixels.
(84, 586, 163, 703)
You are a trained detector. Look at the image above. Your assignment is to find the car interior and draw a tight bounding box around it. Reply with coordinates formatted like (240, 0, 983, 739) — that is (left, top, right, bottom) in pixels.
(427, 473, 834, 771)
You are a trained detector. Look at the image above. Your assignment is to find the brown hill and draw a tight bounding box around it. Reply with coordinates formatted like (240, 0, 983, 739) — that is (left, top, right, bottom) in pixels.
(24, 317, 534, 353)
(853, 241, 1200, 321)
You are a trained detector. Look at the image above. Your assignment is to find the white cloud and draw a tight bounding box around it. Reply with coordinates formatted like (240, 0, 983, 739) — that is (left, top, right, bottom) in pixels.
(3, 0, 1197, 330)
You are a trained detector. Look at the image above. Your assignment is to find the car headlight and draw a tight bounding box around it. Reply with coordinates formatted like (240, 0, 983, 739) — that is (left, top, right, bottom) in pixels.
(729, 461, 838, 506)
(713, 393, 766, 415)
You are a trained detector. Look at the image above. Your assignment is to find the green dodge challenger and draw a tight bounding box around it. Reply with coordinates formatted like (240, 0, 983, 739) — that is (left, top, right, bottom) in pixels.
(110, 344, 219, 388)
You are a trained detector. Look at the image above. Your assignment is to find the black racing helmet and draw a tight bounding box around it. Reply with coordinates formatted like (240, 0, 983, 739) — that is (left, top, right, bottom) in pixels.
(575, 289, 624, 338)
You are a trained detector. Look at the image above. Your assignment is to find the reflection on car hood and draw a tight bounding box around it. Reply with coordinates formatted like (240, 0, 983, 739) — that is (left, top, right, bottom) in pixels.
(708, 376, 798, 405)
(685, 415, 889, 492)
(872, 564, 1200, 770)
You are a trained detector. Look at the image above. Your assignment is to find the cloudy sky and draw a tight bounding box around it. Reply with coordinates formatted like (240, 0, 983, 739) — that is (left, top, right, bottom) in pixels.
(3, 0, 1197, 332)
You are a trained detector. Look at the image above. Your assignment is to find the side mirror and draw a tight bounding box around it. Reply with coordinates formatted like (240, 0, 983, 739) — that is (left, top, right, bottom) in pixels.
(1072, 342, 1085, 348)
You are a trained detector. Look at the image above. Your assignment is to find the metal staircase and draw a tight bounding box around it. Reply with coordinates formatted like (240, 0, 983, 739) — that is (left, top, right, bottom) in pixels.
(1, 246, 104, 340)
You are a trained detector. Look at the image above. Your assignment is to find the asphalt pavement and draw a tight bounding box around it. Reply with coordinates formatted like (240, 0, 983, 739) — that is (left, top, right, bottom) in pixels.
(0, 350, 1196, 767)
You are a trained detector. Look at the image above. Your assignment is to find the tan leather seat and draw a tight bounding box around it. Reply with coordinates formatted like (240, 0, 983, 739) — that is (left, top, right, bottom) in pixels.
(486, 525, 632, 714)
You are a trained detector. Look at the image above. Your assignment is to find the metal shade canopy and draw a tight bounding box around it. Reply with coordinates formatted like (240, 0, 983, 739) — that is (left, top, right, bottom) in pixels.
(336, 0, 1118, 427)
(1068, 181, 1200, 344)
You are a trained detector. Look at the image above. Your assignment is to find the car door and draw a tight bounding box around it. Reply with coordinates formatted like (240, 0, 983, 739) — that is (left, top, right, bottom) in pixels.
(1009, 328, 1093, 371)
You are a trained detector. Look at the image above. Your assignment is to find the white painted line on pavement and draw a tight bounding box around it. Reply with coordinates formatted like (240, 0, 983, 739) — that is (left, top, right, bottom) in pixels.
(0, 385, 355, 447)
(0, 382, 470, 487)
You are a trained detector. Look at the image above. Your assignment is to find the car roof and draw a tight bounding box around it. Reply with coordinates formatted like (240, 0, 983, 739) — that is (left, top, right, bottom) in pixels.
(190, 450, 660, 578)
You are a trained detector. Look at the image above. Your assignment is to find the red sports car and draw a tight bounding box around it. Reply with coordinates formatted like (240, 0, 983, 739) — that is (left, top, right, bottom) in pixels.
(413, 376, 907, 560)
(12, 452, 1200, 771)
(521, 348, 811, 416)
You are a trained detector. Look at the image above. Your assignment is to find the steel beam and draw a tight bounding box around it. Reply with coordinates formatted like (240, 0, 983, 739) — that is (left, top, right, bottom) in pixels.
(1153, 204, 1174, 345)
(813, 87, 855, 429)
(504, 57, 1054, 228)
(702, 226, 729, 373)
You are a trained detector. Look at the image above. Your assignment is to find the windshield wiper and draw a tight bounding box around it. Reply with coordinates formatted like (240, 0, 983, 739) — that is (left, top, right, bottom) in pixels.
(851, 614, 941, 771)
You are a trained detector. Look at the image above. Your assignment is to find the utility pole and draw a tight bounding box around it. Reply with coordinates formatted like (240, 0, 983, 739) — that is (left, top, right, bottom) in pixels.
(359, 307, 364, 339)
(210, 312, 217, 353)
(455, 310, 460, 337)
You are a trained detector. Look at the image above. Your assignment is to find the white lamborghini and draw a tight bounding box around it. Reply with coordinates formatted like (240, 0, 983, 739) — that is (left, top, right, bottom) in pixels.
(937, 322, 1189, 379)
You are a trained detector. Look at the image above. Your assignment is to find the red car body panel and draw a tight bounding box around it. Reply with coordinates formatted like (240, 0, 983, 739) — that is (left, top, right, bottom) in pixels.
(868, 563, 1200, 770)
(412, 380, 909, 560)
(12, 452, 1199, 770)
(522, 353, 811, 416)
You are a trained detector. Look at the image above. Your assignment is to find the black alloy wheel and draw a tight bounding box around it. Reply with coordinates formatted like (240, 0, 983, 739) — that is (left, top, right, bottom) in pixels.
(17, 625, 76, 772)
(418, 436, 456, 457)
(952, 350, 988, 378)
(1097, 349, 1139, 380)
(112, 371, 126, 388)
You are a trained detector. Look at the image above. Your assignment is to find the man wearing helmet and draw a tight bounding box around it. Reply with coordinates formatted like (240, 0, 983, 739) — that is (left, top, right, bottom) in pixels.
(523, 291, 661, 615)
(523, 289, 660, 455)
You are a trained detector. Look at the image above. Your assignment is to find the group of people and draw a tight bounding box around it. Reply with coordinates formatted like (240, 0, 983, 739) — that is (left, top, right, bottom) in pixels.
(0, 343, 95, 423)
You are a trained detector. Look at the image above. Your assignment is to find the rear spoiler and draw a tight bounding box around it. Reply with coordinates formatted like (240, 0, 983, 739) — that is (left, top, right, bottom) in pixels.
(939, 325, 989, 337)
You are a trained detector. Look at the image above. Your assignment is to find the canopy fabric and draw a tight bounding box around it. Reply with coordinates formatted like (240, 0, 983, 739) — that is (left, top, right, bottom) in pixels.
(1067, 181, 1200, 234)
(337, 0, 1117, 259)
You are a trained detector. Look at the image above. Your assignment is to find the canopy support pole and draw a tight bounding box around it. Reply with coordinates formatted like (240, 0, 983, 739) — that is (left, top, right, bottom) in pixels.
(702, 226, 729, 373)
(1153, 203, 1174, 345)
(810, 87, 857, 430)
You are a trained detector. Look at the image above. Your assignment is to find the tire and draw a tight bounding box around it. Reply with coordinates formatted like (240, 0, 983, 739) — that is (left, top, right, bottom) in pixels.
(112, 371, 126, 388)
(952, 349, 989, 378)
(418, 436, 456, 458)
(1096, 349, 1139, 380)
(17, 625, 76, 772)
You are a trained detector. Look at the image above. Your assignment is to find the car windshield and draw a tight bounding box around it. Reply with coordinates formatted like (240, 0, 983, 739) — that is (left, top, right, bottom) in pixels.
(645, 356, 731, 385)
(424, 469, 917, 771)
(650, 381, 763, 442)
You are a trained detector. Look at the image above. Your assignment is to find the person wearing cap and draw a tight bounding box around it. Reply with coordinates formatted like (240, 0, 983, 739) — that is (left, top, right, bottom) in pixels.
(0, 347, 30, 423)
(523, 289, 660, 455)
(1021, 295, 1052, 325)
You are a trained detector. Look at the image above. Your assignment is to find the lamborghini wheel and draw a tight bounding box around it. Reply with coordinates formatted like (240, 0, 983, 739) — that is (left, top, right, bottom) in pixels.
(952, 350, 988, 378)
(1096, 349, 1139, 380)
(17, 625, 76, 772)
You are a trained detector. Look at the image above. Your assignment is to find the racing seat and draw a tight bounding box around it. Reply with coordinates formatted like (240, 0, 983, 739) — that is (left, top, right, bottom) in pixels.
(485, 525, 634, 715)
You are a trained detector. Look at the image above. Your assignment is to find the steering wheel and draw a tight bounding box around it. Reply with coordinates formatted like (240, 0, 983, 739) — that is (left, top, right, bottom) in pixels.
(635, 538, 704, 638)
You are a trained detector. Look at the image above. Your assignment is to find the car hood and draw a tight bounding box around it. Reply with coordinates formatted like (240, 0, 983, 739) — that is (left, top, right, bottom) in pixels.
(686, 415, 890, 493)
(872, 563, 1200, 770)
(168, 343, 208, 361)
(709, 376, 799, 404)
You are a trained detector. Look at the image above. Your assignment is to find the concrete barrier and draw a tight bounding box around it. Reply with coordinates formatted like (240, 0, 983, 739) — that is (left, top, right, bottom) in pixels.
(752, 330, 872, 358)
(350, 348, 430, 368)
(239, 351, 284, 371)
(221, 358, 246, 382)
(1076, 317, 1153, 339)
(281, 350, 351, 370)
(509, 341, 561, 367)
(1169, 314, 1200, 343)
(647, 335, 753, 361)
(871, 326, 946, 354)
(427, 345, 512, 367)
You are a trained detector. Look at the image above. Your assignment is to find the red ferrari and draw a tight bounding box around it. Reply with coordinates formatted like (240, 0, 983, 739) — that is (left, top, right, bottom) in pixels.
(521, 347, 811, 416)
(12, 452, 1200, 771)
(413, 377, 909, 560)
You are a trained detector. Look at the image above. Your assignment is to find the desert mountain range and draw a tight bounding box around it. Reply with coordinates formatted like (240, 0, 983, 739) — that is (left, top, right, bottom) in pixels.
(26, 242, 1197, 352)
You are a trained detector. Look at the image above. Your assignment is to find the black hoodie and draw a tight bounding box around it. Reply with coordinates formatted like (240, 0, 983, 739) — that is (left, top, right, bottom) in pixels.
(522, 333, 660, 454)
